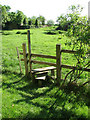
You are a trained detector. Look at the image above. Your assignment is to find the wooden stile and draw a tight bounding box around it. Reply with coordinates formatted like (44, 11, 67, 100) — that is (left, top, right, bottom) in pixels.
(56, 44, 62, 85)
(22, 43, 28, 75)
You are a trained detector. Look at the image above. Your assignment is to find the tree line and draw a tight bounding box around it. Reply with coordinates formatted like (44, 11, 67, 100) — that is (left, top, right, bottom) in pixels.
(0, 4, 55, 30)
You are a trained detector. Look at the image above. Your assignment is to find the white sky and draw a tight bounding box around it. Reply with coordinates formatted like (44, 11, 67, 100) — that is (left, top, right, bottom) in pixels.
(0, 0, 89, 22)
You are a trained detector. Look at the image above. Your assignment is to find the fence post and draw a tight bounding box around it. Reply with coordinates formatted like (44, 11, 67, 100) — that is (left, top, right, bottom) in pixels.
(56, 44, 62, 85)
(16, 47, 22, 73)
(27, 30, 32, 74)
(22, 43, 28, 75)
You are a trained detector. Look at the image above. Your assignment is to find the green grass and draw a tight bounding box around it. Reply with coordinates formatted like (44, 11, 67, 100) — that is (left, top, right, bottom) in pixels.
(2, 27, 89, 119)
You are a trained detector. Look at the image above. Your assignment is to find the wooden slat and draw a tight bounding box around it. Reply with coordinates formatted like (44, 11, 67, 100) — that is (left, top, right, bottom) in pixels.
(32, 60, 56, 66)
(31, 53, 56, 59)
(32, 66, 56, 73)
(61, 50, 76, 54)
(62, 64, 90, 72)
(36, 76, 46, 80)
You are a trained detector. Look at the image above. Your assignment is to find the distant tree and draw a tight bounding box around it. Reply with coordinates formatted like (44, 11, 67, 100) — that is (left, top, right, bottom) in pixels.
(23, 17, 28, 25)
(35, 19, 38, 27)
(28, 17, 32, 25)
(8, 12, 17, 23)
(47, 20, 54, 26)
(1, 4, 11, 27)
(37, 15, 45, 25)
(16, 10, 25, 27)
(31, 16, 37, 25)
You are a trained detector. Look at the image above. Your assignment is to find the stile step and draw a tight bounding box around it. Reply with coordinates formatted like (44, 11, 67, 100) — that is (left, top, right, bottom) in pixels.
(35, 71, 49, 77)
(35, 76, 46, 81)
(35, 76, 46, 86)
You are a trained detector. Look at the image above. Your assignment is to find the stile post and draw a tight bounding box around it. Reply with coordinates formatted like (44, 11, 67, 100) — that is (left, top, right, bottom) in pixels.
(22, 43, 28, 75)
(56, 44, 62, 85)
(16, 47, 22, 73)
(27, 30, 32, 75)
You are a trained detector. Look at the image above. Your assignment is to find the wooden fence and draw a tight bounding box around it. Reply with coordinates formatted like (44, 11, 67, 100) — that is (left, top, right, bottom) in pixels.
(17, 30, 90, 85)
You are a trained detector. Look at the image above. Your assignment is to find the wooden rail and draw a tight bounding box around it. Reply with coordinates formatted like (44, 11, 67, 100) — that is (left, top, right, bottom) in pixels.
(62, 64, 90, 72)
(31, 60, 56, 66)
(31, 53, 56, 59)
(61, 49, 76, 54)
(20, 52, 56, 59)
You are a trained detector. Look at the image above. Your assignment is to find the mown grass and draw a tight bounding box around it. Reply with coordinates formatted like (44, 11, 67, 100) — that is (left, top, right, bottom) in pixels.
(2, 27, 89, 119)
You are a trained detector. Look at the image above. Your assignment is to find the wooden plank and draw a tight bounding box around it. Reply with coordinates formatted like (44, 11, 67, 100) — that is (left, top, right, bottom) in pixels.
(61, 64, 90, 72)
(61, 50, 76, 54)
(27, 30, 32, 74)
(16, 47, 22, 73)
(22, 43, 28, 75)
(36, 76, 46, 80)
(31, 53, 56, 59)
(31, 60, 56, 66)
(56, 44, 62, 85)
(32, 66, 56, 73)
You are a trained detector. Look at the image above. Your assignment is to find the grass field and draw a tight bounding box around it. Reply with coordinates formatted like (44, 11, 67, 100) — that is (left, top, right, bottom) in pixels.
(2, 27, 89, 119)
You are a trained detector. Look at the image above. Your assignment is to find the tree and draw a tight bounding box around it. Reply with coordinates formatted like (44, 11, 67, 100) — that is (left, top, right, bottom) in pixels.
(16, 10, 25, 27)
(31, 16, 37, 25)
(23, 17, 28, 25)
(37, 15, 45, 25)
(57, 5, 83, 31)
(1, 4, 11, 28)
(47, 20, 54, 26)
(61, 5, 90, 87)
(28, 17, 31, 25)
(35, 19, 38, 27)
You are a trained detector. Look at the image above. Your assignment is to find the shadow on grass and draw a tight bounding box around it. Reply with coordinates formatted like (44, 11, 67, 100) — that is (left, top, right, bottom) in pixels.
(2, 70, 88, 119)
(44, 30, 63, 35)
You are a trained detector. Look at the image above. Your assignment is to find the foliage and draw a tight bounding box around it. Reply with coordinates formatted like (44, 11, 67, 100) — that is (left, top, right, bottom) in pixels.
(59, 5, 90, 86)
(35, 19, 38, 27)
(1, 4, 46, 29)
(47, 20, 54, 26)
(0, 4, 11, 27)
(31, 16, 37, 25)
(57, 5, 84, 31)
(37, 15, 45, 25)
(23, 17, 28, 25)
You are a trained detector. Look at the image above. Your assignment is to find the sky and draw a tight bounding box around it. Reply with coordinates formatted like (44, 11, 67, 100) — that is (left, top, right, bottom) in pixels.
(0, 0, 90, 22)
